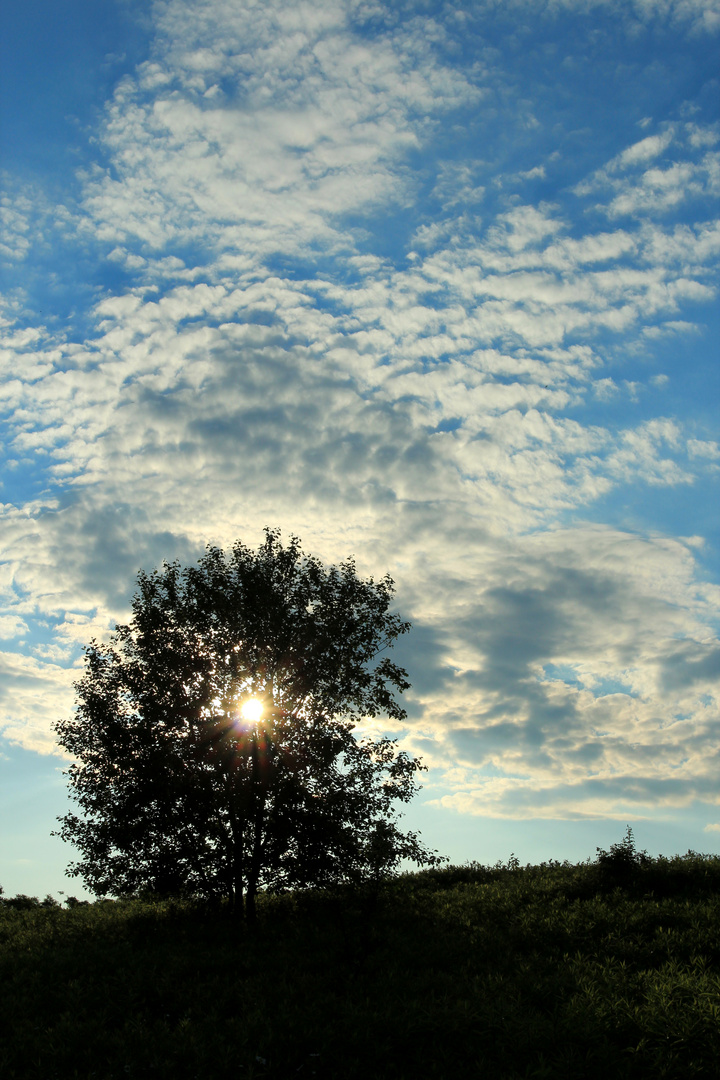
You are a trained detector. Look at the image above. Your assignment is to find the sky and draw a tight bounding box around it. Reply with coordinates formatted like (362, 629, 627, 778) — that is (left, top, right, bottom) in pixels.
(1, 0, 719, 900)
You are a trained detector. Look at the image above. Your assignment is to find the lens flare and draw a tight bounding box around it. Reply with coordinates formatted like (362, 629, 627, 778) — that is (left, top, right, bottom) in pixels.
(240, 698, 264, 723)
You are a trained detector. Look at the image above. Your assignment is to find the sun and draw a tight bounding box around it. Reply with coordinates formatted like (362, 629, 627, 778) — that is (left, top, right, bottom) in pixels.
(239, 698, 264, 723)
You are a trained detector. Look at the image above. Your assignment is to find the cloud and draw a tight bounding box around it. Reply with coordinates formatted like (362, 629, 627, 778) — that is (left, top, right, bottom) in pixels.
(0, 174, 76, 270)
(517, 166, 546, 182)
(687, 439, 720, 459)
(687, 123, 720, 148)
(430, 162, 486, 211)
(577, 124, 720, 219)
(0, 187, 33, 263)
(607, 154, 720, 218)
(0, 615, 29, 639)
(642, 320, 701, 338)
(1, 0, 718, 830)
(80, 0, 479, 268)
(612, 131, 675, 169)
(486, 205, 564, 253)
(0, 650, 77, 754)
(547, 0, 720, 34)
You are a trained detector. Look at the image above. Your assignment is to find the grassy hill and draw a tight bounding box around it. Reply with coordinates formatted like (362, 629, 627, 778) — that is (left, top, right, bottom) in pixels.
(2, 850, 719, 1079)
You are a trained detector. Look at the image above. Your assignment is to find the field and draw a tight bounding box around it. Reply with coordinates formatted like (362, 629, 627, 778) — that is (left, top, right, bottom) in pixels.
(2, 851, 719, 1079)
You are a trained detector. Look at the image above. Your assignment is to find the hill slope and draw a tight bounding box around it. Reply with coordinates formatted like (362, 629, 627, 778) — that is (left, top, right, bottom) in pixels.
(1, 855, 719, 1079)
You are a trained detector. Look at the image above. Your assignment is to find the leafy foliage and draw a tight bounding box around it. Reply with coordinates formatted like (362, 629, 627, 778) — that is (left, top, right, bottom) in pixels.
(55, 530, 437, 916)
(0, 894, 59, 911)
(594, 825, 650, 885)
(2, 854, 719, 1079)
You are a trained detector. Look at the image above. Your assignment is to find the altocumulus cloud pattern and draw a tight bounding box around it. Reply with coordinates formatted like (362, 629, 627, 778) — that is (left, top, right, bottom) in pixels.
(1, 0, 719, 833)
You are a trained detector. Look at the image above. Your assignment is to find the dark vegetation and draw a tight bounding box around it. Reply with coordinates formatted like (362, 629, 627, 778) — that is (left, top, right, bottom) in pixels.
(2, 838, 719, 1080)
(54, 531, 438, 920)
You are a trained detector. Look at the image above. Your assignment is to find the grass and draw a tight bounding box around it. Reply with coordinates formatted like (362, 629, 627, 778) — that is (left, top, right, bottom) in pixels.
(2, 850, 719, 1079)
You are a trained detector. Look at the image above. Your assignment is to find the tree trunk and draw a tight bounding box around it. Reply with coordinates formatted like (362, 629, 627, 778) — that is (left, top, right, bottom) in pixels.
(246, 738, 267, 924)
(232, 831, 245, 919)
(246, 800, 265, 923)
(227, 783, 246, 919)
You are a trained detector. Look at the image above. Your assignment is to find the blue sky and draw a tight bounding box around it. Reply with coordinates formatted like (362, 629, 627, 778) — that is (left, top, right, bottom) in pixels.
(1, 0, 719, 899)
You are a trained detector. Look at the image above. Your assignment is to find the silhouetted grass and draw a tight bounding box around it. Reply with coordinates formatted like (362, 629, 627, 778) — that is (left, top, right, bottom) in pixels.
(2, 851, 719, 1079)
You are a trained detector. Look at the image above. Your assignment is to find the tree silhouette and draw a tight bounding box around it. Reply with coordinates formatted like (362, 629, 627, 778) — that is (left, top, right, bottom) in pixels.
(55, 529, 438, 918)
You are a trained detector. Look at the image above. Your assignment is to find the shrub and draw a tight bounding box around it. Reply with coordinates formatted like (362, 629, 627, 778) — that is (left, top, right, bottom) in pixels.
(595, 826, 649, 887)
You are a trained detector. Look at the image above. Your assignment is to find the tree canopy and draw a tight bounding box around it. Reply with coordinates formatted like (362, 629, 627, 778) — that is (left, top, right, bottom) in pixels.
(55, 529, 439, 917)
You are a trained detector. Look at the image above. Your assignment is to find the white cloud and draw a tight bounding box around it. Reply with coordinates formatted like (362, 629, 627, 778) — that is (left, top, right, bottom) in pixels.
(431, 162, 486, 211)
(603, 419, 693, 486)
(687, 438, 720, 459)
(687, 122, 720, 148)
(0, 615, 29, 639)
(613, 131, 675, 169)
(0, 650, 77, 754)
(608, 154, 720, 217)
(518, 165, 546, 181)
(578, 123, 720, 220)
(0, 175, 76, 267)
(81, 0, 479, 265)
(594, 377, 619, 400)
(0, 189, 32, 263)
(486, 204, 564, 253)
(643, 320, 701, 338)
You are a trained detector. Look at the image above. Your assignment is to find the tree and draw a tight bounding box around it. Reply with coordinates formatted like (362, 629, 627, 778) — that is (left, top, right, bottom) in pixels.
(55, 529, 439, 918)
